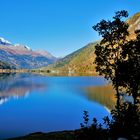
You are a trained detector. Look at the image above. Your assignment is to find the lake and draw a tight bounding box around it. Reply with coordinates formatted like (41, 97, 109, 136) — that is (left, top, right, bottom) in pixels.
(0, 73, 115, 139)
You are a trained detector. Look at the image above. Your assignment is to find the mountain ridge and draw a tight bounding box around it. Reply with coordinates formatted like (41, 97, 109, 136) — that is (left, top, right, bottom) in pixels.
(41, 11, 140, 74)
(0, 11, 140, 71)
(0, 38, 57, 69)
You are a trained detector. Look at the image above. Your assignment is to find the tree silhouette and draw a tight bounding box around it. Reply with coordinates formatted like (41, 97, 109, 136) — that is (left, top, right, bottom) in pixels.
(93, 10, 129, 113)
(120, 30, 140, 105)
(92, 10, 140, 139)
(78, 10, 140, 140)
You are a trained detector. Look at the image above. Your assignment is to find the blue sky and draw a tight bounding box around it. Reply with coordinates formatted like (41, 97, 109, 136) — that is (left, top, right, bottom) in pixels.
(0, 0, 140, 57)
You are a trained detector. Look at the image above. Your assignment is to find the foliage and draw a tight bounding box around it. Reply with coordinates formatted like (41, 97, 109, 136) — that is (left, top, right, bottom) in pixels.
(77, 111, 107, 140)
(119, 30, 140, 103)
(110, 102, 140, 139)
(79, 103, 140, 139)
(78, 10, 140, 140)
(93, 10, 129, 90)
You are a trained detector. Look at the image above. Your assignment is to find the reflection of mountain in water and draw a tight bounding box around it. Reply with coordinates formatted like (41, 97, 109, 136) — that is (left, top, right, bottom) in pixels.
(0, 73, 47, 105)
(84, 85, 116, 110)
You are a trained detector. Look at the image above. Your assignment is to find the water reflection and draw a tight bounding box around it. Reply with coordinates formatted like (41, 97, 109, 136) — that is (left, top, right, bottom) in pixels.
(84, 85, 116, 111)
(0, 74, 113, 139)
(0, 73, 47, 105)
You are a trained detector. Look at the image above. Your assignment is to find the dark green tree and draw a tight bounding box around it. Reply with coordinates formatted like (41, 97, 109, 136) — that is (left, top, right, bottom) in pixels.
(93, 10, 129, 112)
(93, 10, 140, 139)
(78, 10, 140, 140)
(120, 30, 140, 104)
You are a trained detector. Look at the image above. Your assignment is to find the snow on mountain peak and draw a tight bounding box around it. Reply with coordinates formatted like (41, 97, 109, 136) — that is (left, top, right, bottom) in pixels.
(0, 37, 32, 51)
(15, 44, 31, 51)
(0, 37, 12, 45)
(15, 44, 20, 46)
(24, 45, 31, 50)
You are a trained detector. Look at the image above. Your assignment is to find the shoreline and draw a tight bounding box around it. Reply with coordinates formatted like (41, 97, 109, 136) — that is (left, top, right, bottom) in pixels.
(0, 69, 100, 76)
(0, 69, 29, 73)
(7, 130, 77, 140)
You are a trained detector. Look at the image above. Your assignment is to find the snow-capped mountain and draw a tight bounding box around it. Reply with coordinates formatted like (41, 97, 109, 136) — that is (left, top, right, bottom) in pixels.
(0, 37, 12, 45)
(15, 44, 31, 51)
(0, 37, 57, 69)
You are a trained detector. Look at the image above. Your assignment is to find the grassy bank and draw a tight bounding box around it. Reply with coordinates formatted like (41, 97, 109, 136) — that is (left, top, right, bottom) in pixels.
(7, 130, 77, 140)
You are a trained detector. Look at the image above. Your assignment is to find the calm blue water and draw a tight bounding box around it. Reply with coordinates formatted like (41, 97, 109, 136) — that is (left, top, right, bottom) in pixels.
(0, 73, 110, 139)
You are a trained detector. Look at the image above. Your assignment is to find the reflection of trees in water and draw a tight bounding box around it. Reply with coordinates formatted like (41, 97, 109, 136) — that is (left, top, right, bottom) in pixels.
(85, 85, 116, 110)
(0, 73, 47, 105)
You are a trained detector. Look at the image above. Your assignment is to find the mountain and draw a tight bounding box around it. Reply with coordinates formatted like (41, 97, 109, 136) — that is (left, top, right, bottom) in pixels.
(0, 37, 12, 46)
(35, 49, 57, 60)
(41, 12, 140, 75)
(0, 60, 14, 69)
(43, 42, 98, 74)
(0, 38, 57, 69)
(127, 12, 140, 39)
